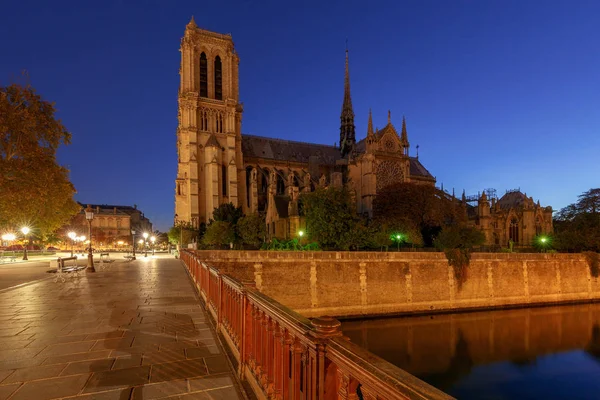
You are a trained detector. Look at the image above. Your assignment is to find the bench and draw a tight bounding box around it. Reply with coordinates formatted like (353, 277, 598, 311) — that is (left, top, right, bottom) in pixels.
(54, 256, 86, 282)
(98, 253, 114, 270)
(0, 255, 17, 263)
(124, 253, 135, 261)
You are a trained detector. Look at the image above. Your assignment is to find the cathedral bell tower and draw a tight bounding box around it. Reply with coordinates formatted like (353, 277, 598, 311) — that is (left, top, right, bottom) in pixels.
(175, 17, 245, 226)
(339, 48, 356, 158)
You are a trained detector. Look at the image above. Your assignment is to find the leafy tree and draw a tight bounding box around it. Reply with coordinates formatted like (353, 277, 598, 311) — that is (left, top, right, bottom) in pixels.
(202, 221, 235, 248)
(236, 213, 266, 248)
(168, 221, 197, 246)
(554, 188, 600, 252)
(301, 187, 368, 249)
(435, 225, 485, 288)
(0, 82, 79, 234)
(373, 183, 466, 246)
(211, 203, 243, 224)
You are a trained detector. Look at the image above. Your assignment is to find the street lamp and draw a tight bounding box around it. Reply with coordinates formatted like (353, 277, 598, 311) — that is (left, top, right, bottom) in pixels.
(394, 233, 404, 251)
(143, 232, 149, 257)
(85, 205, 95, 272)
(1, 233, 16, 248)
(68, 231, 77, 257)
(150, 236, 156, 255)
(21, 227, 30, 260)
(131, 229, 137, 260)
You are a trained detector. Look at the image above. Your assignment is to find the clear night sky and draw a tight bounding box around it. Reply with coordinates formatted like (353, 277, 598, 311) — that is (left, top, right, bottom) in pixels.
(2, 1, 599, 231)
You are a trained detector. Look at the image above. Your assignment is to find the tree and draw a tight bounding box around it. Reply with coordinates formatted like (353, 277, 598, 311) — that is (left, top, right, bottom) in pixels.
(211, 203, 243, 224)
(554, 188, 600, 252)
(373, 182, 466, 246)
(301, 187, 368, 250)
(0, 82, 79, 234)
(168, 221, 197, 246)
(236, 213, 266, 248)
(202, 221, 236, 248)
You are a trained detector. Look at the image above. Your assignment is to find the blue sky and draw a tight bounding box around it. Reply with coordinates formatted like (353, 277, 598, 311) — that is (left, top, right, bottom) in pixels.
(2, 0, 599, 231)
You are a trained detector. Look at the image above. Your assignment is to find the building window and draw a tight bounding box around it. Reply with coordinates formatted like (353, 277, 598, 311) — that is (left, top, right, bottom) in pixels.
(276, 175, 285, 195)
(509, 218, 519, 244)
(200, 110, 208, 131)
(222, 165, 227, 196)
(200, 52, 208, 97)
(214, 56, 222, 100)
(216, 113, 223, 133)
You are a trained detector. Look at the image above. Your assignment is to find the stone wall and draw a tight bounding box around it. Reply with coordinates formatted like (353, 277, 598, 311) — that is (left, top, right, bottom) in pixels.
(193, 250, 594, 318)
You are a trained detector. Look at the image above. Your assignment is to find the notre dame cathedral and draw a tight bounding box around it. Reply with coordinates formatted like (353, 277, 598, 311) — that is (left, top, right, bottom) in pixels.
(174, 18, 552, 245)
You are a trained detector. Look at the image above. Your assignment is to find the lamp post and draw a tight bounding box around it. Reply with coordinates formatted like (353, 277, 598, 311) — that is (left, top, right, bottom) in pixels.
(395, 234, 403, 251)
(21, 227, 30, 260)
(85, 205, 95, 272)
(68, 231, 76, 257)
(131, 229, 136, 260)
(150, 236, 156, 256)
(143, 232, 149, 257)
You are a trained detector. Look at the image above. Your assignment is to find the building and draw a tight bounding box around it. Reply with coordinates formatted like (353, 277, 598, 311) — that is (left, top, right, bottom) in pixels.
(174, 19, 435, 238)
(62, 203, 152, 247)
(466, 189, 553, 247)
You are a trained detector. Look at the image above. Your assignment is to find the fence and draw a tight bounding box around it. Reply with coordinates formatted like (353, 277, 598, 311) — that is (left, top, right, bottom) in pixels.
(180, 250, 451, 400)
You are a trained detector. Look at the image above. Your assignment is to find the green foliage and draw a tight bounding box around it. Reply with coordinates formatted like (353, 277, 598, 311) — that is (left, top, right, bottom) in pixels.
(301, 187, 368, 250)
(583, 251, 600, 278)
(168, 221, 197, 245)
(554, 188, 600, 252)
(211, 203, 243, 225)
(373, 183, 467, 246)
(435, 226, 485, 289)
(236, 213, 266, 248)
(0, 82, 79, 235)
(202, 221, 235, 248)
(261, 238, 320, 251)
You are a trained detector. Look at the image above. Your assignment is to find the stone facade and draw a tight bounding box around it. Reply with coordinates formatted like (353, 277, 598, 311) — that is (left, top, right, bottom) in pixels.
(468, 189, 553, 246)
(174, 20, 435, 238)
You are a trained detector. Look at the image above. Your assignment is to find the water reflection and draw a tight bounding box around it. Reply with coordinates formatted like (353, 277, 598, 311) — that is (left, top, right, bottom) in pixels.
(342, 304, 600, 399)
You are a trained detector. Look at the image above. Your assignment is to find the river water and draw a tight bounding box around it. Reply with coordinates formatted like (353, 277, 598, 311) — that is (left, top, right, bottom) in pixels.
(342, 303, 600, 399)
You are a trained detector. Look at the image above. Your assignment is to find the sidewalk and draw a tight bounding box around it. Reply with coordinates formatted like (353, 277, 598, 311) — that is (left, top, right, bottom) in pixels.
(0, 257, 244, 400)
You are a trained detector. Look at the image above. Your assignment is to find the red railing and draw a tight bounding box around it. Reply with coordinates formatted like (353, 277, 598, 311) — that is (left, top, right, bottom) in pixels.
(180, 250, 452, 400)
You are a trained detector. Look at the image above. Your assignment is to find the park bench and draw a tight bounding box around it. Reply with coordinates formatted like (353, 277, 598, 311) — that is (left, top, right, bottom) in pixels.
(124, 253, 135, 261)
(98, 252, 114, 270)
(54, 256, 86, 282)
(0, 254, 17, 263)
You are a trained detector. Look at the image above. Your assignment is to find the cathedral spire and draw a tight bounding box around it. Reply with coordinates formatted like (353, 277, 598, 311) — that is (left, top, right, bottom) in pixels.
(400, 116, 410, 155)
(367, 108, 373, 137)
(340, 47, 355, 158)
(186, 15, 197, 30)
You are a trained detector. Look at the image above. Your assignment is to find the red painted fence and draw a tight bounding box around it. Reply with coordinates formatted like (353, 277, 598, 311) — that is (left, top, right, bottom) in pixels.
(181, 250, 452, 400)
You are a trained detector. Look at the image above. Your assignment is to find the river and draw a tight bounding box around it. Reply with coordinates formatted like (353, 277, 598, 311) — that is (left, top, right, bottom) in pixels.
(342, 303, 600, 399)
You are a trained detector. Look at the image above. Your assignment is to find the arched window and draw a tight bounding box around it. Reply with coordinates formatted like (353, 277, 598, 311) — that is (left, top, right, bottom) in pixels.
(215, 113, 223, 133)
(276, 174, 285, 195)
(509, 218, 519, 244)
(260, 169, 269, 194)
(214, 56, 222, 100)
(199, 52, 208, 97)
(200, 110, 208, 131)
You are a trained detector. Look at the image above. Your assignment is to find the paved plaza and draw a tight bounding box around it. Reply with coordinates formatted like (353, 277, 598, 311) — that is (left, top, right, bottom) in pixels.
(0, 257, 244, 399)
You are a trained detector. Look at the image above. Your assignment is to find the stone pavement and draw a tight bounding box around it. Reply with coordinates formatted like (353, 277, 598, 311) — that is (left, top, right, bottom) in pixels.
(0, 257, 245, 400)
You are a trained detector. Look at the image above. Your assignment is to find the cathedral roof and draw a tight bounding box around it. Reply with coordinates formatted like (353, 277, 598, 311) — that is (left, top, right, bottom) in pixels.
(242, 134, 342, 165)
(496, 191, 527, 210)
(409, 158, 434, 179)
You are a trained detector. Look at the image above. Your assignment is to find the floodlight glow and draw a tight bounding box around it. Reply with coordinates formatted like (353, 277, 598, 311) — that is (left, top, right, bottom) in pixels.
(2, 233, 16, 241)
(150, 236, 156, 243)
(21, 227, 30, 235)
(298, 231, 304, 237)
(68, 231, 77, 240)
(139, 239, 144, 244)
(143, 232, 149, 239)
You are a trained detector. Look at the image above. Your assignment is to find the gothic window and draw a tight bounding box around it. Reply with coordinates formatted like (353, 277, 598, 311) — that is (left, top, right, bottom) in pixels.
(535, 217, 542, 236)
(276, 174, 285, 195)
(215, 113, 224, 133)
(214, 56, 222, 100)
(376, 160, 405, 192)
(200, 52, 208, 97)
(509, 218, 519, 243)
(200, 110, 208, 131)
(246, 167, 253, 207)
(222, 165, 227, 196)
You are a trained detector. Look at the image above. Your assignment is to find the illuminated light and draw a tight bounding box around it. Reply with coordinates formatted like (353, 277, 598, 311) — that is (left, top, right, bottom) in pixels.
(21, 227, 30, 235)
(298, 231, 304, 237)
(139, 239, 144, 244)
(117, 241, 124, 245)
(68, 231, 77, 240)
(2, 233, 16, 241)
(150, 236, 156, 243)
(143, 232, 149, 239)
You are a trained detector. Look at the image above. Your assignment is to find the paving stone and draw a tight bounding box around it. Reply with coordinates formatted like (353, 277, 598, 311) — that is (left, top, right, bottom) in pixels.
(2, 363, 66, 383)
(204, 356, 231, 375)
(42, 350, 112, 366)
(112, 354, 143, 370)
(36, 340, 96, 357)
(61, 358, 116, 375)
(185, 346, 220, 360)
(131, 378, 189, 399)
(150, 359, 207, 382)
(142, 349, 187, 365)
(0, 370, 13, 384)
(188, 373, 236, 392)
(0, 383, 21, 400)
(9, 373, 90, 400)
(83, 365, 150, 393)
(183, 385, 240, 399)
(63, 388, 132, 400)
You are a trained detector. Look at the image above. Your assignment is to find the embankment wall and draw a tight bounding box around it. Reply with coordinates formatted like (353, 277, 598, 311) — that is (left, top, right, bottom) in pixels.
(192, 251, 594, 318)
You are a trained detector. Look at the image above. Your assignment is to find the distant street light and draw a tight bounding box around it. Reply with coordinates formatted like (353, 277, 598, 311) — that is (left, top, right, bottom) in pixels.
(150, 236, 156, 256)
(85, 205, 95, 272)
(131, 229, 137, 260)
(21, 227, 30, 260)
(1, 233, 16, 248)
(394, 233, 404, 251)
(298, 230, 304, 237)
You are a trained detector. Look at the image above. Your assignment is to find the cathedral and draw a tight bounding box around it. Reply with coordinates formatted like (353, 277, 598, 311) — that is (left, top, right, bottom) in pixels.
(174, 19, 434, 239)
(174, 19, 552, 245)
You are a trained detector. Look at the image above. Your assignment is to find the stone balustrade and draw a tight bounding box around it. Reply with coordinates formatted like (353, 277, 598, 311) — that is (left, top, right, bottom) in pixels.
(181, 250, 451, 400)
